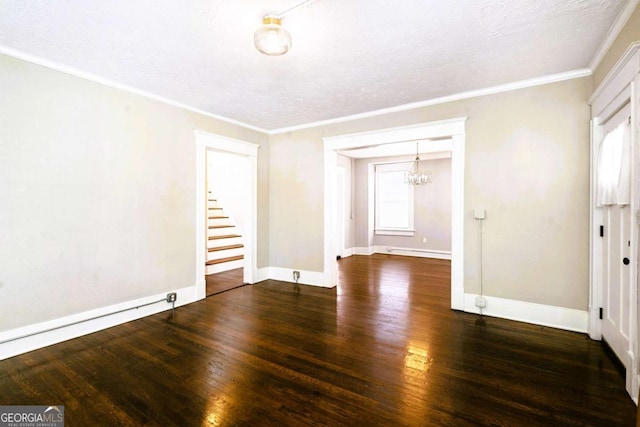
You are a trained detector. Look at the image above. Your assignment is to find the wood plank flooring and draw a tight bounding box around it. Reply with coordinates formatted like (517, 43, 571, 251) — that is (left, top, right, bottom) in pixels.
(205, 268, 244, 296)
(0, 254, 636, 426)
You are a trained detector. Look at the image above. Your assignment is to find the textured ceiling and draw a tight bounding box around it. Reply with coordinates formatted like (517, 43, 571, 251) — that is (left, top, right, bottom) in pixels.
(0, 0, 630, 131)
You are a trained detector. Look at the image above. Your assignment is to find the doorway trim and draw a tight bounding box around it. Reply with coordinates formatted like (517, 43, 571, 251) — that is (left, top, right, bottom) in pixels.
(195, 130, 259, 300)
(335, 166, 347, 259)
(322, 117, 466, 310)
(588, 43, 639, 401)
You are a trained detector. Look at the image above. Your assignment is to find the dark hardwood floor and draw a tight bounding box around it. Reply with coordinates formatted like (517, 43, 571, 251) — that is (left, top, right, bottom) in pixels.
(206, 268, 245, 296)
(0, 254, 636, 426)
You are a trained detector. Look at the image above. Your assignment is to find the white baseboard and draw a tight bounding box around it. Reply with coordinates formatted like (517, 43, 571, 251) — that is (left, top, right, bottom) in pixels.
(260, 267, 329, 287)
(376, 246, 452, 260)
(339, 248, 355, 258)
(350, 246, 451, 260)
(463, 293, 588, 333)
(256, 267, 270, 283)
(353, 247, 375, 256)
(0, 284, 199, 361)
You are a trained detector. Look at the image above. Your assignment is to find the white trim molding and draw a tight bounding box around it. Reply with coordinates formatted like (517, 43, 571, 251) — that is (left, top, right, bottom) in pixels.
(271, 70, 590, 135)
(353, 247, 376, 256)
(324, 118, 466, 310)
(589, 42, 640, 116)
(195, 131, 260, 295)
(348, 246, 452, 260)
(380, 246, 452, 260)
(0, 285, 198, 361)
(0, 45, 268, 134)
(588, 44, 640, 403)
(464, 294, 589, 333)
(588, 0, 640, 72)
(256, 267, 329, 288)
(352, 246, 451, 259)
(0, 45, 593, 136)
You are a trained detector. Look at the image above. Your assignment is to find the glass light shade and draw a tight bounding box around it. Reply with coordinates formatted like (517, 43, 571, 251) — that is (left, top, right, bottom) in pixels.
(254, 16, 292, 56)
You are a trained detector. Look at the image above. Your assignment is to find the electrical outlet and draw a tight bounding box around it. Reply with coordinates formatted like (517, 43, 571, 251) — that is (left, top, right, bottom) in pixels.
(422, 237, 427, 243)
(166, 292, 177, 303)
(293, 271, 300, 281)
(474, 296, 486, 308)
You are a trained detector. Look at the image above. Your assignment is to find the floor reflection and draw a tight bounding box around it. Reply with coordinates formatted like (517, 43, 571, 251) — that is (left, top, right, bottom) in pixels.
(335, 254, 447, 418)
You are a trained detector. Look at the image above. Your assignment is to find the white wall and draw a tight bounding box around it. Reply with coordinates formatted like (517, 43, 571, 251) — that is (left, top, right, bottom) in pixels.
(207, 150, 250, 232)
(336, 154, 355, 250)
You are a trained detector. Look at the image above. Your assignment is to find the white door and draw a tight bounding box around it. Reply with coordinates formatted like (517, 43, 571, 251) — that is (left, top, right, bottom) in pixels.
(601, 202, 632, 365)
(599, 116, 634, 371)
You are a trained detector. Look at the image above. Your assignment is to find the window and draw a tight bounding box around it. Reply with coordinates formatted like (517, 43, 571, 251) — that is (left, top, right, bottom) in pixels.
(374, 162, 414, 236)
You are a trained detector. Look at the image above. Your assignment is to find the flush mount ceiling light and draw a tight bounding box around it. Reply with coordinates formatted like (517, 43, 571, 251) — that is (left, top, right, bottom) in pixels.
(254, 0, 316, 56)
(254, 15, 291, 56)
(406, 143, 432, 185)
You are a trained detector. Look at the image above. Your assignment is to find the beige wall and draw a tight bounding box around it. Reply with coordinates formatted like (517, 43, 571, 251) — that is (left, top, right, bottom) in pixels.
(593, 2, 640, 88)
(0, 53, 269, 332)
(270, 77, 591, 310)
(269, 129, 325, 271)
(1, 46, 595, 335)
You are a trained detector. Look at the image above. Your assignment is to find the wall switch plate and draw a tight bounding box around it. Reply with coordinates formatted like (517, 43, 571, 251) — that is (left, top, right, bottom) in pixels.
(474, 208, 486, 220)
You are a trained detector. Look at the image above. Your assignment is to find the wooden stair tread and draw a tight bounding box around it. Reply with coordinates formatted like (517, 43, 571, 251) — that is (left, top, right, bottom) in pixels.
(208, 215, 229, 219)
(206, 255, 244, 265)
(208, 207, 223, 210)
(208, 225, 234, 229)
(208, 244, 244, 252)
(208, 234, 242, 240)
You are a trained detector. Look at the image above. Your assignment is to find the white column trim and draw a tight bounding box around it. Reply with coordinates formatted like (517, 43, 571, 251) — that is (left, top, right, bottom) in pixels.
(323, 118, 466, 309)
(588, 44, 640, 403)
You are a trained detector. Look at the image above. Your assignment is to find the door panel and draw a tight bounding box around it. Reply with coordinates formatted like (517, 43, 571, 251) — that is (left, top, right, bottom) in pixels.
(602, 203, 631, 366)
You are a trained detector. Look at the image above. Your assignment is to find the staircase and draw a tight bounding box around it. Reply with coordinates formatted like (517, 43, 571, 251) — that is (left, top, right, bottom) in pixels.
(206, 195, 244, 275)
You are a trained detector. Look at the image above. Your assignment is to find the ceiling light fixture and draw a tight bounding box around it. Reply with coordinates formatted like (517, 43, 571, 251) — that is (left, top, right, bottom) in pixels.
(254, 0, 316, 56)
(254, 15, 291, 56)
(406, 143, 432, 185)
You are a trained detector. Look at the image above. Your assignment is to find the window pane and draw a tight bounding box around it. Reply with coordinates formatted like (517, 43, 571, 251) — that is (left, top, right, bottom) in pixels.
(375, 166, 413, 232)
(379, 202, 409, 228)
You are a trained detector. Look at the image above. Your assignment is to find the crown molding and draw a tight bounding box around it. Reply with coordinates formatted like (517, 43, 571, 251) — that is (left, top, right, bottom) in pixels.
(0, 44, 269, 135)
(268, 69, 592, 135)
(588, 0, 640, 72)
(0, 44, 593, 136)
(589, 41, 640, 107)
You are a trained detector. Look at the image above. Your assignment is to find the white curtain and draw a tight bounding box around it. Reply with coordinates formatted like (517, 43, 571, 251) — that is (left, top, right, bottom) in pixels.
(597, 120, 631, 206)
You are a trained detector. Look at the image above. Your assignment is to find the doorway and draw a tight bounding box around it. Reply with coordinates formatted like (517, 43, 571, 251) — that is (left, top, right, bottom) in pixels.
(322, 118, 466, 309)
(195, 130, 259, 300)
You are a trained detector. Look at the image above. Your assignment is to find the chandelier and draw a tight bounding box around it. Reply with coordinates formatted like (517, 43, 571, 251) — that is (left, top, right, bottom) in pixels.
(405, 143, 432, 185)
